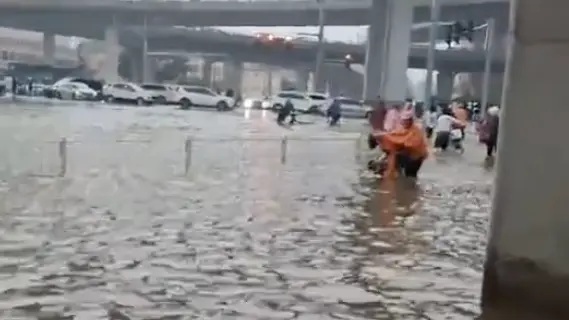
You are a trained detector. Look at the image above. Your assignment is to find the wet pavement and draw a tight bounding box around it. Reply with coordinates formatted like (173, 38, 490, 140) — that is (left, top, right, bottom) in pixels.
(0, 100, 495, 319)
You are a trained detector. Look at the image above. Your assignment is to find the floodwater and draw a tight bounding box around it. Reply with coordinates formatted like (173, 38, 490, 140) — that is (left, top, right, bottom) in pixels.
(0, 100, 496, 319)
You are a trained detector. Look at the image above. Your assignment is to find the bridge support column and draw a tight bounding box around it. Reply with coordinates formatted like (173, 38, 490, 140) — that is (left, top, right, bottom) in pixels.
(381, 0, 413, 103)
(43, 32, 56, 65)
(222, 60, 243, 94)
(295, 69, 309, 92)
(201, 59, 213, 87)
(363, 0, 388, 101)
(103, 25, 120, 83)
(314, 76, 327, 95)
(436, 71, 455, 101)
(472, 72, 505, 106)
(144, 56, 156, 83)
(482, 1, 569, 316)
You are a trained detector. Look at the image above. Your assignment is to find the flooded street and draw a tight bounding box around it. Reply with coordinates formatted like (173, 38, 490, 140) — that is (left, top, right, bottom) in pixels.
(0, 102, 494, 319)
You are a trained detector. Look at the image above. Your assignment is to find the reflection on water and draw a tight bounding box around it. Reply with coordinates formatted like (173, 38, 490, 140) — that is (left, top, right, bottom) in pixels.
(0, 104, 519, 319)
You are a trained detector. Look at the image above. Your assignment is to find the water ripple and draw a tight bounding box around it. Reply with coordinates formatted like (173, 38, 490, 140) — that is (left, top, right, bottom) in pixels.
(0, 104, 494, 319)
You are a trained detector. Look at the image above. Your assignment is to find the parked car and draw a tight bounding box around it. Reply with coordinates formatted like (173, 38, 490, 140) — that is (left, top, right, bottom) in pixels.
(269, 91, 327, 113)
(54, 82, 98, 100)
(305, 92, 329, 114)
(177, 85, 235, 110)
(44, 77, 103, 100)
(103, 82, 153, 106)
(329, 97, 373, 119)
(140, 83, 181, 104)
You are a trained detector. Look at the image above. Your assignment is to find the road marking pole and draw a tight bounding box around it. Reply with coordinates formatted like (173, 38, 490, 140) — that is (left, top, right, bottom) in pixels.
(184, 138, 192, 175)
(58, 138, 67, 177)
(280, 136, 288, 164)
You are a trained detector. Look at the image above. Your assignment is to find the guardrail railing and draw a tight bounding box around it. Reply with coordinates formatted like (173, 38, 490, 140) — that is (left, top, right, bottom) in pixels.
(47, 134, 366, 177)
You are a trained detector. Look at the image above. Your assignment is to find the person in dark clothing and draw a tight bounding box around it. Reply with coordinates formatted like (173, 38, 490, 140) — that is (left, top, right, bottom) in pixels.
(11, 77, 17, 96)
(483, 106, 500, 158)
(28, 79, 34, 96)
(277, 99, 295, 125)
(327, 98, 342, 126)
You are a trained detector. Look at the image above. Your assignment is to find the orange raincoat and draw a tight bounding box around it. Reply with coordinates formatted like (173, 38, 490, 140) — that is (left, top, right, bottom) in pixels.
(453, 106, 468, 123)
(376, 123, 429, 179)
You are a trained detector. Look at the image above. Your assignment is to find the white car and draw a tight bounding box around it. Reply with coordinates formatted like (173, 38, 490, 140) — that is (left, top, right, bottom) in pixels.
(269, 91, 328, 113)
(54, 82, 98, 100)
(305, 92, 329, 113)
(329, 97, 373, 119)
(177, 86, 235, 110)
(140, 83, 181, 105)
(103, 83, 153, 106)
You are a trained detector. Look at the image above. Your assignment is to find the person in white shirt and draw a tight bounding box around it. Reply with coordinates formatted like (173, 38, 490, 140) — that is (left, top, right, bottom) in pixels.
(434, 107, 464, 151)
(424, 105, 438, 139)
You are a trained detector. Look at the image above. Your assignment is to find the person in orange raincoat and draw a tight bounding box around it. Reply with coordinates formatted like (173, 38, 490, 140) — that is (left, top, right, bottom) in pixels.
(452, 102, 469, 140)
(370, 111, 429, 179)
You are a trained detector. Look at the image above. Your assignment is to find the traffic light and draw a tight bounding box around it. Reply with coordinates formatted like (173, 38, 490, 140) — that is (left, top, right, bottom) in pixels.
(448, 20, 476, 46)
(344, 54, 353, 69)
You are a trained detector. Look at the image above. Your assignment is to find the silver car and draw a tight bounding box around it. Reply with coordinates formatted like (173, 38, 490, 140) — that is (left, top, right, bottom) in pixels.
(333, 98, 372, 119)
(55, 82, 98, 100)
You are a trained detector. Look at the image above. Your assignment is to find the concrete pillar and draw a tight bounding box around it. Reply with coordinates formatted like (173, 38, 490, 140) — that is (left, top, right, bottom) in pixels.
(142, 31, 151, 83)
(201, 59, 213, 87)
(130, 53, 141, 83)
(362, 0, 388, 101)
(381, 0, 413, 103)
(102, 25, 120, 83)
(482, 1, 569, 316)
(471, 72, 505, 105)
(436, 71, 454, 101)
(42, 32, 56, 65)
(296, 69, 310, 92)
(143, 56, 156, 83)
(314, 76, 327, 94)
(222, 60, 243, 94)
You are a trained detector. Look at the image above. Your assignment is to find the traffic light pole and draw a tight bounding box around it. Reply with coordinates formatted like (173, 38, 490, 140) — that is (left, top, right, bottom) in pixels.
(423, 0, 440, 109)
(142, 15, 148, 83)
(313, 0, 326, 93)
(480, 18, 495, 116)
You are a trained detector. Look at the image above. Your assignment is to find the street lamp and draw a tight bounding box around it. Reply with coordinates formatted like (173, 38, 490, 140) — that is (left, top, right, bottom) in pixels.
(313, 0, 326, 93)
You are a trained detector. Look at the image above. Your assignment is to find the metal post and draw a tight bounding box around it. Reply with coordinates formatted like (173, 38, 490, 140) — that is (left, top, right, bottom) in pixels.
(480, 19, 495, 116)
(184, 138, 192, 175)
(280, 137, 288, 164)
(313, 0, 326, 93)
(267, 65, 273, 97)
(423, 0, 439, 109)
(142, 15, 148, 83)
(58, 138, 67, 177)
(354, 134, 362, 162)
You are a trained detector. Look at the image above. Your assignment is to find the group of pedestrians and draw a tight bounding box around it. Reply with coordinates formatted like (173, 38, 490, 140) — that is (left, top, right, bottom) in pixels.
(366, 96, 502, 179)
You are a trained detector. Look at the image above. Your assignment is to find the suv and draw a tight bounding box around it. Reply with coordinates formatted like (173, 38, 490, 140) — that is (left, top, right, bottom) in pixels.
(177, 86, 235, 110)
(140, 83, 180, 104)
(103, 83, 153, 106)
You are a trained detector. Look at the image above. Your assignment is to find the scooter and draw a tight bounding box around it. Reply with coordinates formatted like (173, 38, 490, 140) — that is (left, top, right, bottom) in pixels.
(450, 129, 465, 154)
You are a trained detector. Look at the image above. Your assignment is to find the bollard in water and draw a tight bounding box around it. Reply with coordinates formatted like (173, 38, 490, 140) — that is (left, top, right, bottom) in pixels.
(354, 134, 363, 163)
(58, 138, 67, 177)
(280, 136, 288, 164)
(184, 138, 192, 175)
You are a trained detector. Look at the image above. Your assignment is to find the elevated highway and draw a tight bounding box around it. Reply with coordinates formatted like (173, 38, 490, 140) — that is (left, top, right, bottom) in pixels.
(120, 28, 506, 73)
(0, 0, 510, 39)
